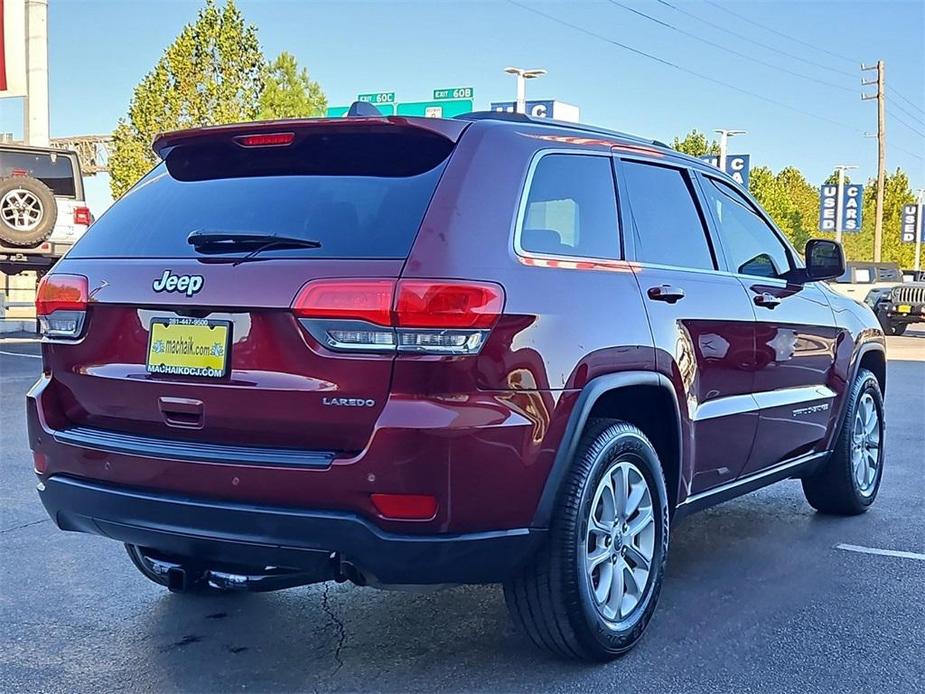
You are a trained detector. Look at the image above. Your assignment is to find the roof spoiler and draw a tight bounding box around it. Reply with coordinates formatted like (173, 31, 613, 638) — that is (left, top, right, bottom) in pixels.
(152, 109, 469, 159)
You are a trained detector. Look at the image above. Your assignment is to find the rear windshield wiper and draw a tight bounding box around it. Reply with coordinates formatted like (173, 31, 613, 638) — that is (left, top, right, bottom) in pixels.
(187, 230, 321, 250)
(187, 230, 321, 263)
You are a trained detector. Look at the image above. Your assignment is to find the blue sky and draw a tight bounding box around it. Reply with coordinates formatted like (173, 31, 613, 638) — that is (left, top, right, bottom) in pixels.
(2, 0, 923, 215)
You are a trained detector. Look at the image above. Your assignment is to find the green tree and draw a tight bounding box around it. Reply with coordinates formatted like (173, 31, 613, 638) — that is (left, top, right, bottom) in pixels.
(258, 51, 327, 120)
(109, 0, 264, 197)
(748, 165, 817, 251)
(671, 129, 720, 157)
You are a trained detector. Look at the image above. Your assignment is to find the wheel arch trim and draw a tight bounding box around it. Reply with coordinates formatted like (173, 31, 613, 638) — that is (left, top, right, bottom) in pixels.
(531, 371, 682, 527)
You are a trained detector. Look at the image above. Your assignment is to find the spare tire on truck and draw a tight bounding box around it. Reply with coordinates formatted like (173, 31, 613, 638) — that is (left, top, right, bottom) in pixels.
(0, 175, 58, 247)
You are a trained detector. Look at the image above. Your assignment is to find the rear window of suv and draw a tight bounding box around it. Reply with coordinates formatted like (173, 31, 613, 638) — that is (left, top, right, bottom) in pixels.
(0, 150, 78, 197)
(70, 129, 453, 259)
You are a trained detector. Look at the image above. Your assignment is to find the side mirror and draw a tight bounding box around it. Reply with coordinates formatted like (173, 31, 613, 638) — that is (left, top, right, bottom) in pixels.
(804, 239, 845, 282)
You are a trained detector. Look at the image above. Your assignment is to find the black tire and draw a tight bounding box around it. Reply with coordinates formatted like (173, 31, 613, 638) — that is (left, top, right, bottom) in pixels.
(888, 322, 907, 336)
(0, 176, 58, 247)
(125, 544, 214, 593)
(504, 419, 669, 661)
(802, 368, 884, 515)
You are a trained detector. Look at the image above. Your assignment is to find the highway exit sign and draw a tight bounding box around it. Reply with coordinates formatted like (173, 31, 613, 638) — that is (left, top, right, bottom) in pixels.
(358, 92, 395, 105)
(433, 87, 473, 100)
(396, 99, 473, 118)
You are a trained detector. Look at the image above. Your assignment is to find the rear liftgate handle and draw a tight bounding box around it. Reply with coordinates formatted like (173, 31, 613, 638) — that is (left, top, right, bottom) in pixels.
(647, 285, 686, 304)
(159, 397, 204, 429)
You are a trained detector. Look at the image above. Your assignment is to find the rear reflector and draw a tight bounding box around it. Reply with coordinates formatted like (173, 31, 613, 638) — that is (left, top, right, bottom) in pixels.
(73, 206, 92, 226)
(35, 274, 88, 315)
(234, 132, 295, 148)
(292, 278, 505, 355)
(32, 452, 47, 474)
(370, 493, 438, 520)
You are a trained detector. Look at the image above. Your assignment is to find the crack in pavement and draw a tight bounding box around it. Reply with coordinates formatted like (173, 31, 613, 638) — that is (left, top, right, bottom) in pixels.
(0, 518, 50, 534)
(320, 582, 347, 676)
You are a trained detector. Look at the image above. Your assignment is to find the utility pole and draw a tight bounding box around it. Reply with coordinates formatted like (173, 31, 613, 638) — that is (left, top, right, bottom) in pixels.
(861, 60, 885, 262)
(714, 129, 747, 172)
(833, 165, 858, 243)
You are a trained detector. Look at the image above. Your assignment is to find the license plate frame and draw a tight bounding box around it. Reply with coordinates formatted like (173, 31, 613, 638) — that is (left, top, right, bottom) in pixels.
(146, 317, 232, 379)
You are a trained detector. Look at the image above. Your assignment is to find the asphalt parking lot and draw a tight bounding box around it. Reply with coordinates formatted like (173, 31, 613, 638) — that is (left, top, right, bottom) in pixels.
(1, 331, 923, 693)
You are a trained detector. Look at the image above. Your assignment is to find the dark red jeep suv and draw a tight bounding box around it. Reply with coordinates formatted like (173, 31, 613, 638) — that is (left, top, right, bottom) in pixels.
(28, 109, 887, 660)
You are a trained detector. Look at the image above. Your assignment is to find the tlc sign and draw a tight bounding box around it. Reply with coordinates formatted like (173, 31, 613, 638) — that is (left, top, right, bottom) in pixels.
(818, 184, 863, 233)
(699, 155, 750, 187)
(900, 203, 922, 243)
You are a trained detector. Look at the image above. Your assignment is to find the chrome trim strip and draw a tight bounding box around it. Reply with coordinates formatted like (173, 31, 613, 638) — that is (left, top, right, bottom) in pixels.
(693, 385, 836, 421)
(679, 450, 827, 508)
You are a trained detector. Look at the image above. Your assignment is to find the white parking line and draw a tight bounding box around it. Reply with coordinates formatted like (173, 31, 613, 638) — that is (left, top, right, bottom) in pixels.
(836, 543, 925, 561)
(0, 350, 41, 359)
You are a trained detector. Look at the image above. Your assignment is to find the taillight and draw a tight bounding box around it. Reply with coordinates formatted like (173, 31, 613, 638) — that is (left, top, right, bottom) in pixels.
(292, 278, 505, 355)
(73, 206, 92, 226)
(35, 273, 88, 339)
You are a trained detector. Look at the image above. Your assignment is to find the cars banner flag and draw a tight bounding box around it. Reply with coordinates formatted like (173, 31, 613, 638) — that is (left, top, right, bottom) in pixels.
(0, 0, 27, 97)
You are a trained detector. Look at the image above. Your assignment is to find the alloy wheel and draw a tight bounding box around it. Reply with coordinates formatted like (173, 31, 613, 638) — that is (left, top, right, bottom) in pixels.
(0, 188, 44, 232)
(852, 392, 881, 496)
(585, 459, 656, 623)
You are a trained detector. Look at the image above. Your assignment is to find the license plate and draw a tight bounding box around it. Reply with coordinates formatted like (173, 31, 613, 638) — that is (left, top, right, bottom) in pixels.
(897, 304, 911, 314)
(147, 318, 231, 378)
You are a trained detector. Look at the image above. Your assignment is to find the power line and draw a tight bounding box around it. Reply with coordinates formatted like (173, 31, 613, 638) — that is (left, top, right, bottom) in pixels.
(888, 86, 925, 119)
(607, 0, 855, 95)
(891, 110, 925, 140)
(506, 0, 864, 135)
(701, 0, 859, 68)
(655, 0, 856, 80)
(890, 98, 925, 127)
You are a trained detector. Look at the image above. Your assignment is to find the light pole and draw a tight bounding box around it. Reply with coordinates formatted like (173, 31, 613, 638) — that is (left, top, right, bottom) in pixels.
(504, 67, 547, 114)
(714, 129, 747, 172)
(833, 165, 859, 243)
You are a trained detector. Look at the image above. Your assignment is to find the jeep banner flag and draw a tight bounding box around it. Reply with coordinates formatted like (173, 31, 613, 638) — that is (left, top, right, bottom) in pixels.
(900, 203, 922, 244)
(0, 0, 27, 97)
(818, 184, 863, 233)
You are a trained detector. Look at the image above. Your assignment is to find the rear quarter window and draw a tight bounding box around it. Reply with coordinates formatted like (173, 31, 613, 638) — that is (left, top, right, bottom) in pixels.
(517, 153, 620, 259)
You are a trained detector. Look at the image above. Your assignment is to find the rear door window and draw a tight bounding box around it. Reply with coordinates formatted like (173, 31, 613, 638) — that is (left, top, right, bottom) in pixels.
(70, 129, 453, 259)
(620, 161, 715, 271)
(518, 154, 620, 259)
(0, 150, 78, 197)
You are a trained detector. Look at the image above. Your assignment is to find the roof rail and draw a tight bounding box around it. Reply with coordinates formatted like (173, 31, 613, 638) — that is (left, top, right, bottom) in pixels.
(454, 111, 669, 148)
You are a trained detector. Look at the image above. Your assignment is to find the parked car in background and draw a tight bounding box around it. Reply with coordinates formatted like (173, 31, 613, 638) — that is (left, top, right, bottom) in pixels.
(865, 279, 925, 335)
(0, 143, 92, 277)
(29, 109, 887, 661)
(827, 261, 904, 304)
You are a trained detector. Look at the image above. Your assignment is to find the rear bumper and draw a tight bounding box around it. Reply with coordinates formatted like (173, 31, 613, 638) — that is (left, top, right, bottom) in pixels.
(38, 475, 545, 584)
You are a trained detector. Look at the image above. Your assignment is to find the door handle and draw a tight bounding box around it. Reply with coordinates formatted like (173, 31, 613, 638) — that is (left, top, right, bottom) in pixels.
(754, 292, 782, 309)
(647, 285, 685, 304)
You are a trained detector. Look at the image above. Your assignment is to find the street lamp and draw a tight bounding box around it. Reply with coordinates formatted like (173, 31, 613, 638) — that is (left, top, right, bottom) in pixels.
(714, 129, 747, 172)
(504, 66, 547, 115)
